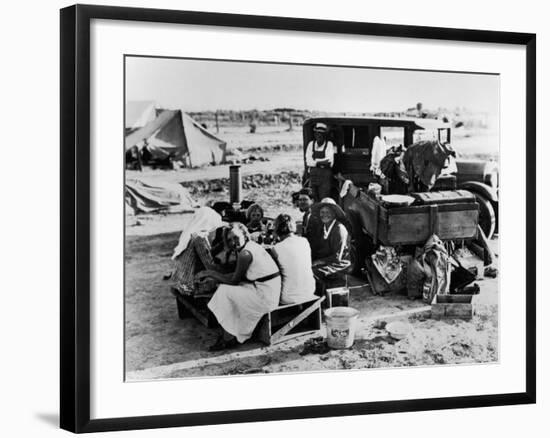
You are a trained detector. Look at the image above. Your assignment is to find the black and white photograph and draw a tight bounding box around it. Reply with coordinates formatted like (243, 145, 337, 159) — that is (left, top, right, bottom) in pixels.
(124, 56, 500, 381)
(1, 0, 545, 434)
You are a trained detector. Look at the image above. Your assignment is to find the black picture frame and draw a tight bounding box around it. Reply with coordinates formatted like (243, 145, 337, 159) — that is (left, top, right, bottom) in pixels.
(60, 4, 536, 433)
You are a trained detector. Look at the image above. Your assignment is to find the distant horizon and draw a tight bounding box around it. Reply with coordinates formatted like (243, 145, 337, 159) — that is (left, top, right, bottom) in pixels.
(179, 107, 489, 115)
(127, 101, 492, 120)
(126, 57, 499, 116)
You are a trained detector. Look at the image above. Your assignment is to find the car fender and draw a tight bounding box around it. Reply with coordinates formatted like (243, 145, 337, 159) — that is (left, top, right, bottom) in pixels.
(458, 181, 498, 202)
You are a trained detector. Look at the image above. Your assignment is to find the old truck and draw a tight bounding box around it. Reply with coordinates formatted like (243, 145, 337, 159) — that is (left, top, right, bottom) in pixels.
(302, 117, 498, 240)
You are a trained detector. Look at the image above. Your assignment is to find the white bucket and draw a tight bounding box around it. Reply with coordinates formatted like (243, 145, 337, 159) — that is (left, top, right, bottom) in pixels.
(324, 306, 360, 349)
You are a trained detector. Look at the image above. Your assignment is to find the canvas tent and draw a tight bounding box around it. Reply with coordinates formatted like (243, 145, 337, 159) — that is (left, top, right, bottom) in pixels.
(125, 105, 227, 167)
(125, 100, 157, 132)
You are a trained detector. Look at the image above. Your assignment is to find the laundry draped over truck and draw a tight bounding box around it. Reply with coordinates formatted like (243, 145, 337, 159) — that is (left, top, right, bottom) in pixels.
(403, 140, 456, 190)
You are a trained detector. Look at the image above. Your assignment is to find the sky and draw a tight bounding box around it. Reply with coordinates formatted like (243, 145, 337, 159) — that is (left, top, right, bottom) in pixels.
(125, 56, 499, 115)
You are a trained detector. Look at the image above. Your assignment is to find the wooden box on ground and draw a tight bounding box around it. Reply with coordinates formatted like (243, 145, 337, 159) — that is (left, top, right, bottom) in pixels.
(431, 294, 474, 320)
(326, 287, 350, 308)
(351, 191, 479, 246)
(255, 297, 325, 346)
(171, 287, 218, 328)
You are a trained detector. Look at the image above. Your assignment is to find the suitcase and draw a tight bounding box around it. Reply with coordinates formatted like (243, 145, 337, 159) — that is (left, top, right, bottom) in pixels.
(411, 190, 475, 205)
(431, 175, 457, 191)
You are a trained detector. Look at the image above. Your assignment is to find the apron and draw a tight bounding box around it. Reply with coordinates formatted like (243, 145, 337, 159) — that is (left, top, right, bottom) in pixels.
(310, 141, 332, 184)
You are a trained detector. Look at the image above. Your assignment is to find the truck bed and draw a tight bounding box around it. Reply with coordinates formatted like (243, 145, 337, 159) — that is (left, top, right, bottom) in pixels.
(349, 192, 479, 246)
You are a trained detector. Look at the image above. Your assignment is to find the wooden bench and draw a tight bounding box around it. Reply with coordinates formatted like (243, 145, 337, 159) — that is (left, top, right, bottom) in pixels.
(254, 296, 325, 346)
(171, 287, 218, 328)
(172, 287, 325, 346)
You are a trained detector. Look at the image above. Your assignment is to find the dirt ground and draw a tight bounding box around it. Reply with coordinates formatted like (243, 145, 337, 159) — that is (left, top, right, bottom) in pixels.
(125, 126, 500, 381)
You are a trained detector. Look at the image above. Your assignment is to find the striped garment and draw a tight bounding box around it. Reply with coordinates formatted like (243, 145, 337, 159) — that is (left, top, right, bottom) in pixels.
(172, 233, 216, 295)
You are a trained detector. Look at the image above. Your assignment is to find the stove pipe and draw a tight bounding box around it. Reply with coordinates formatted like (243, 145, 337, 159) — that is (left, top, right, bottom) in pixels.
(229, 165, 242, 205)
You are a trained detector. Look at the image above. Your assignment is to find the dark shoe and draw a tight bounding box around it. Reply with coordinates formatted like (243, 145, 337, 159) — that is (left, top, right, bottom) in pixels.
(208, 335, 225, 351)
(224, 337, 238, 349)
(208, 336, 238, 352)
(460, 283, 481, 295)
(484, 266, 498, 278)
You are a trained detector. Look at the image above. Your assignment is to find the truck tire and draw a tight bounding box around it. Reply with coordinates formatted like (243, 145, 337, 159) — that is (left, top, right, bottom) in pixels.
(474, 193, 496, 240)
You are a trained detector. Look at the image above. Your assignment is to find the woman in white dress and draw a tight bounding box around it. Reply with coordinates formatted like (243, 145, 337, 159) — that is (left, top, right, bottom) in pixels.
(197, 222, 281, 351)
(271, 214, 316, 305)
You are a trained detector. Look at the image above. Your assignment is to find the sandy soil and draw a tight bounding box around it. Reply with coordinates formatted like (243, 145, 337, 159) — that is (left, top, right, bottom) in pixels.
(125, 223, 498, 380)
(125, 126, 500, 380)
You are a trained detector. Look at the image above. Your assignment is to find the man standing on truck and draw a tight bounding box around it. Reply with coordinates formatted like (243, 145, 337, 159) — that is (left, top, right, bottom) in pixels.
(305, 122, 335, 201)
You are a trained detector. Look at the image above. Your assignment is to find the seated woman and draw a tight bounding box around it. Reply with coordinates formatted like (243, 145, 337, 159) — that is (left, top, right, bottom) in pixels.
(245, 203, 266, 233)
(198, 222, 282, 351)
(311, 198, 351, 280)
(171, 207, 227, 295)
(271, 214, 316, 305)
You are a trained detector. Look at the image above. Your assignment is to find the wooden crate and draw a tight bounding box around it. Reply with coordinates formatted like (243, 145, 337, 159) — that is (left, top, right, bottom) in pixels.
(255, 297, 325, 345)
(326, 287, 350, 308)
(431, 294, 474, 320)
(351, 192, 479, 246)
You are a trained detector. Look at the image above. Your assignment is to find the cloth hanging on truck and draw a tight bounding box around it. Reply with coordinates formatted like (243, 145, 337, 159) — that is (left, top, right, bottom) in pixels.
(379, 149, 409, 194)
(370, 136, 388, 176)
(402, 140, 455, 190)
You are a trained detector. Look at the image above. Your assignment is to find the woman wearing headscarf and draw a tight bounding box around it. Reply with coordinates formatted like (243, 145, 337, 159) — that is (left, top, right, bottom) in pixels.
(198, 222, 281, 351)
(311, 198, 351, 280)
(171, 207, 227, 295)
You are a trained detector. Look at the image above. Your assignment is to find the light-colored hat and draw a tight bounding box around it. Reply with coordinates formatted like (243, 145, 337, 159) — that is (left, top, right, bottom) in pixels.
(313, 122, 328, 132)
(312, 197, 348, 225)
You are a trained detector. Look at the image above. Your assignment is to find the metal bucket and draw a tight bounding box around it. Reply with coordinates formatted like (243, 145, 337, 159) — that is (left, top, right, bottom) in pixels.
(324, 306, 359, 349)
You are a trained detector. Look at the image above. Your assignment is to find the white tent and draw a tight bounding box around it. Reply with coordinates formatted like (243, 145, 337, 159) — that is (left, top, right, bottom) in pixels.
(125, 100, 157, 130)
(125, 105, 227, 167)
